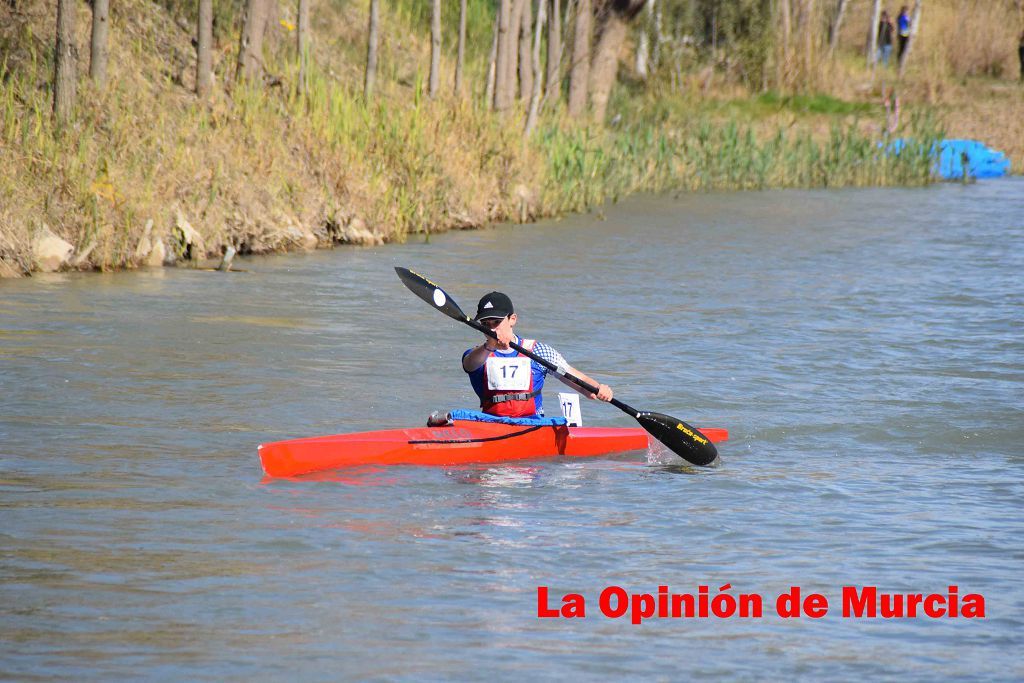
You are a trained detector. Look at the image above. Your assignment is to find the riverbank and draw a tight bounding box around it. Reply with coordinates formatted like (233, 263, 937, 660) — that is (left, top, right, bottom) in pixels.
(1, 0, 1020, 277)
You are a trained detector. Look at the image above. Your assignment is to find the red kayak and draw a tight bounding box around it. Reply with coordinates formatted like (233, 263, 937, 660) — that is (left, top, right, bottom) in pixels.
(259, 419, 729, 478)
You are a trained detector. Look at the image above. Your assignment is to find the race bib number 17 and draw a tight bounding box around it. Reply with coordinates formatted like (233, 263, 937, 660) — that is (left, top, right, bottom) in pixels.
(485, 357, 531, 391)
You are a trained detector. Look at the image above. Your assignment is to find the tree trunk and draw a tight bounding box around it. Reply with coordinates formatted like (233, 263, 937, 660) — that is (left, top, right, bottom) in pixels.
(777, 0, 793, 88)
(507, 0, 525, 102)
(545, 0, 562, 103)
(636, 0, 652, 79)
(897, 0, 923, 77)
(651, 0, 661, 69)
(525, 0, 547, 134)
(588, 0, 644, 122)
(711, 4, 718, 52)
(429, 0, 441, 98)
(519, 0, 534, 101)
(485, 14, 499, 105)
(567, 0, 592, 118)
(454, 0, 467, 95)
(365, 0, 380, 96)
(263, 0, 281, 53)
(780, 0, 792, 46)
(89, 0, 109, 87)
(196, 0, 213, 97)
(799, 0, 816, 85)
(54, 0, 76, 124)
(237, 0, 269, 82)
(828, 0, 848, 56)
(298, 0, 310, 94)
(866, 0, 881, 67)
(588, 4, 627, 123)
(494, 0, 513, 110)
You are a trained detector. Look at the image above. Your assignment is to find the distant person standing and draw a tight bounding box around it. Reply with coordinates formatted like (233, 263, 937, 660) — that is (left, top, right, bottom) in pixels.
(878, 11, 895, 67)
(897, 6, 911, 64)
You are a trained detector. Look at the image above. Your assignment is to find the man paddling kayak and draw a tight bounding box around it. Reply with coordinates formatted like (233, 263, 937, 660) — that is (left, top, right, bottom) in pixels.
(462, 291, 613, 418)
(395, 267, 720, 466)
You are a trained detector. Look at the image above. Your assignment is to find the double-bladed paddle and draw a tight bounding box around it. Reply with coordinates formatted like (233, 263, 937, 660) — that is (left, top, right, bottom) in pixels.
(395, 267, 719, 466)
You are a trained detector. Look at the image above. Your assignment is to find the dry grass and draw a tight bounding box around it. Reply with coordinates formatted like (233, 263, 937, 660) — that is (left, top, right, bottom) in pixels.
(942, 83, 1024, 168)
(1, 0, 1020, 276)
(0, 0, 530, 274)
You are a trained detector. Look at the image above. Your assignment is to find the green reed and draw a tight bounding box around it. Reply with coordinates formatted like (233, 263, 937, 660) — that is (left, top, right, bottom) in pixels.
(539, 111, 944, 214)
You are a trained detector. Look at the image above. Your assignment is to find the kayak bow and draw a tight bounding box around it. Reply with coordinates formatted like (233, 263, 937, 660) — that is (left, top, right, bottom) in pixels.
(258, 419, 729, 477)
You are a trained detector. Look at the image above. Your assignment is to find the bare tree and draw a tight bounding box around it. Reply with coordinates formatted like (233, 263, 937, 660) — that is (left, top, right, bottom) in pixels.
(507, 0, 526, 101)
(429, 0, 442, 97)
(798, 0, 816, 83)
(365, 0, 380, 96)
(651, 0, 661, 69)
(455, 0, 467, 95)
(589, 0, 645, 123)
(828, 0, 849, 56)
(298, 0, 310, 94)
(494, 0, 513, 110)
(777, 0, 793, 87)
(525, 0, 547, 134)
(897, 0, 923, 77)
(89, 0, 109, 87)
(237, 0, 270, 81)
(485, 15, 500, 105)
(263, 1, 282, 53)
(567, 0, 592, 118)
(545, 0, 562, 103)
(197, 0, 213, 97)
(54, 0, 76, 124)
(866, 0, 881, 67)
(519, 0, 534, 101)
(636, 0, 651, 79)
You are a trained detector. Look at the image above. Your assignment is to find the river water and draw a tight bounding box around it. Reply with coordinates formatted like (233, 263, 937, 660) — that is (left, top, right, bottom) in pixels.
(2, 179, 1023, 680)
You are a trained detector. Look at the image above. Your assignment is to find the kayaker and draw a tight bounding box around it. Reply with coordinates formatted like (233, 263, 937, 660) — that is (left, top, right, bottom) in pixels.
(462, 291, 613, 418)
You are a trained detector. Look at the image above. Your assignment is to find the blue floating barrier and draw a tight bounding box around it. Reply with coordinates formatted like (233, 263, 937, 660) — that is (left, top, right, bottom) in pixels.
(887, 138, 1011, 180)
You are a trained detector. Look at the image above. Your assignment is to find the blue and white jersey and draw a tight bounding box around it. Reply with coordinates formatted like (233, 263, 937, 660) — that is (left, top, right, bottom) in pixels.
(463, 335, 568, 416)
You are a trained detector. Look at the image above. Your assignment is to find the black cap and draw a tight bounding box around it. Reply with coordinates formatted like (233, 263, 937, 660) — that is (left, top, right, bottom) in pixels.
(474, 291, 514, 320)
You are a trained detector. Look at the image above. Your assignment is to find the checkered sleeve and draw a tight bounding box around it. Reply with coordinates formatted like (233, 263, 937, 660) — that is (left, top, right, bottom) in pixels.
(532, 341, 568, 375)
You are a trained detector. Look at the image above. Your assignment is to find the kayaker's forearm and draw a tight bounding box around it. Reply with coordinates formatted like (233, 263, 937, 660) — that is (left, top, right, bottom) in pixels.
(462, 342, 496, 372)
(557, 368, 613, 401)
(558, 372, 596, 395)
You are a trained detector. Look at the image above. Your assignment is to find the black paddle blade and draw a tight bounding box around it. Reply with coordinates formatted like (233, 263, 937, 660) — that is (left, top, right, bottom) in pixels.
(636, 411, 719, 466)
(395, 267, 470, 322)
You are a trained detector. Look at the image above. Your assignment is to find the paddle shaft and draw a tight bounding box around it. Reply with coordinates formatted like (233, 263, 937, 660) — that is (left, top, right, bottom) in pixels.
(466, 319, 639, 419)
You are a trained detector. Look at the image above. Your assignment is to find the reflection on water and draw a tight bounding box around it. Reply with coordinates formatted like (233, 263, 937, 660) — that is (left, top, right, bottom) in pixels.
(446, 465, 544, 488)
(2, 180, 1023, 679)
